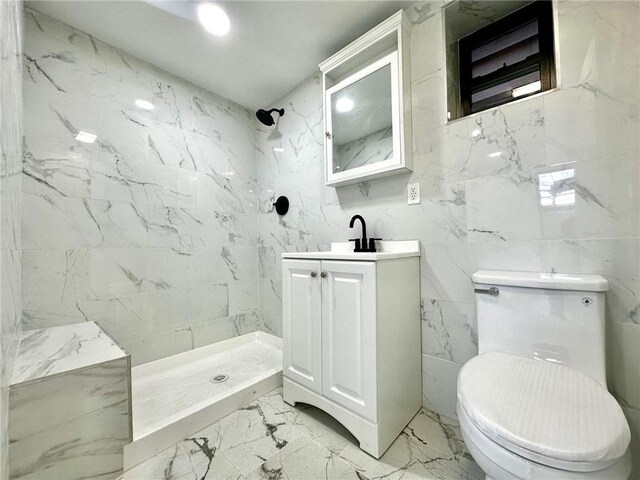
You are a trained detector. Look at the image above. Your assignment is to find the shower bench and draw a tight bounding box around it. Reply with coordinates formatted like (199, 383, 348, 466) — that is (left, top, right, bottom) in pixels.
(8, 322, 131, 480)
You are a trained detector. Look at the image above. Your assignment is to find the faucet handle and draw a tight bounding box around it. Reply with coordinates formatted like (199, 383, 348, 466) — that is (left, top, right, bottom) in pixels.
(348, 238, 362, 252)
(368, 238, 382, 252)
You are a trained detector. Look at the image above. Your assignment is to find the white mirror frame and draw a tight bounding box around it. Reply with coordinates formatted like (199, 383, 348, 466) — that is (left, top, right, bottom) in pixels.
(325, 52, 402, 186)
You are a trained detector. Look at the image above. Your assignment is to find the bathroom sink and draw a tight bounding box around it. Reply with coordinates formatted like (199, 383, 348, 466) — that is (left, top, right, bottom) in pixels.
(281, 240, 419, 261)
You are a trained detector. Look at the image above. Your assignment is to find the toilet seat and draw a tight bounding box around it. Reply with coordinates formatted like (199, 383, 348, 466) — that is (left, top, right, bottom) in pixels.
(457, 352, 630, 470)
(458, 403, 633, 480)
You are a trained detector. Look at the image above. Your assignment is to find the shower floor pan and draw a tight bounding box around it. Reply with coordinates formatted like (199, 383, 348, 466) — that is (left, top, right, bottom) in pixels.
(124, 331, 282, 469)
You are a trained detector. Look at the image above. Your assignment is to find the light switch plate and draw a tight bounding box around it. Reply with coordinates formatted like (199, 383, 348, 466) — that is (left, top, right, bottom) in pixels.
(408, 183, 420, 205)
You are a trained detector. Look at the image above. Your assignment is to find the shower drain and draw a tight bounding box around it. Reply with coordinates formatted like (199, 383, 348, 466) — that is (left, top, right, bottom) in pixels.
(210, 374, 229, 383)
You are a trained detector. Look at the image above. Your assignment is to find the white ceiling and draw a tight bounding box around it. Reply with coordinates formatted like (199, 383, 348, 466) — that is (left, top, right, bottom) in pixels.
(27, 0, 415, 110)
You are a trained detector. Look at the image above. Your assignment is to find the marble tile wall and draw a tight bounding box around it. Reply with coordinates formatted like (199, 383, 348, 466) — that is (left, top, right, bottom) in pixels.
(0, 0, 24, 478)
(256, 0, 640, 471)
(22, 8, 262, 366)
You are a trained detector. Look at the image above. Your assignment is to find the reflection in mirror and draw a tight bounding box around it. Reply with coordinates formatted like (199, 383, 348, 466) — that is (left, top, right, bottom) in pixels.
(331, 64, 393, 173)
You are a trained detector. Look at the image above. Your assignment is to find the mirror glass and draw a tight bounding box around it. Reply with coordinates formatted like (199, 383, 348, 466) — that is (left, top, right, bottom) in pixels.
(331, 64, 393, 174)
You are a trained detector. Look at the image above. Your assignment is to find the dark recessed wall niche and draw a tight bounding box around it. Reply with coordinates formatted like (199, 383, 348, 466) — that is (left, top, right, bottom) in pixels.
(444, 0, 553, 121)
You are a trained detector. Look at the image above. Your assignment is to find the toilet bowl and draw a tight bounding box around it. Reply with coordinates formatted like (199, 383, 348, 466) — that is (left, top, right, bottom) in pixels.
(459, 271, 632, 480)
(459, 406, 632, 480)
(457, 352, 632, 480)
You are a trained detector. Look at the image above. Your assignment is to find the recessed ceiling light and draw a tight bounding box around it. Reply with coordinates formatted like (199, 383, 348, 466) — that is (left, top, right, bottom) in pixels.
(135, 99, 155, 110)
(197, 3, 230, 37)
(335, 97, 354, 113)
(75, 131, 97, 143)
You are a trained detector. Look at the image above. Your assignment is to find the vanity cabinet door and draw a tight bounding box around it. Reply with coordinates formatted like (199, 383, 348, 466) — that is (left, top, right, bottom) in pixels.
(321, 261, 377, 421)
(282, 259, 323, 393)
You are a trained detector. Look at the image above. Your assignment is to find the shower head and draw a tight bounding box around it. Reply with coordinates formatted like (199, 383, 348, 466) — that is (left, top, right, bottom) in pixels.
(256, 108, 284, 126)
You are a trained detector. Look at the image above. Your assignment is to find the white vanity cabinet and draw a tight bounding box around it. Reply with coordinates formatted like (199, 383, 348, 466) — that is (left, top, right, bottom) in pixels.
(282, 241, 421, 458)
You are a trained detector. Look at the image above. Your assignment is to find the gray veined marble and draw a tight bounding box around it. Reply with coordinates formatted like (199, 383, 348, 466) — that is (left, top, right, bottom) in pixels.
(121, 388, 483, 480)
(0, 0, 23, 477)
(21, 7, 265, 365)
(334, 127, 393, 173)
(10, 321, 126, 384)
(9, 322, 131, 480)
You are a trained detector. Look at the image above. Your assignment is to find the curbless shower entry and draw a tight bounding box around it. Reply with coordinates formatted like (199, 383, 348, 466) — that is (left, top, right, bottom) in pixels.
(124, 331, 282, 469)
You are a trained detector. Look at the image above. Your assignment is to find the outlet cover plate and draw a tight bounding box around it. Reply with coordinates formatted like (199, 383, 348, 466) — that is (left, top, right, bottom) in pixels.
(408, 183, 420, 205)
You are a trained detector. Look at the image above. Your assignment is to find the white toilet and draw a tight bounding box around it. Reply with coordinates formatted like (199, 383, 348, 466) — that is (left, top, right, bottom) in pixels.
(457, 270, 632, 480)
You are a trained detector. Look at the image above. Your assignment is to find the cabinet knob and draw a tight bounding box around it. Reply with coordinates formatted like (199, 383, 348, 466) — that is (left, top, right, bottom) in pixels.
(321, 272, 327, 278)
(310, 271, 317, 278)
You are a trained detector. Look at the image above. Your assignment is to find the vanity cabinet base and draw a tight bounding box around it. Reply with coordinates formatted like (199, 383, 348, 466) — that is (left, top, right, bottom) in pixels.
(283, 377, 419, 458)
(282, 246, 422, 459)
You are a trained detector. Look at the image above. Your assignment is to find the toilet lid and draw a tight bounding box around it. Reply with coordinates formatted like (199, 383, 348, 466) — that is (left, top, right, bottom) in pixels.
(457, 352, 630, 464)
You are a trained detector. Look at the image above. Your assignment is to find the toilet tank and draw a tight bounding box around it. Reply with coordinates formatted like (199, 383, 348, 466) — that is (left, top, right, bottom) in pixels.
(473, 270, 609, 385)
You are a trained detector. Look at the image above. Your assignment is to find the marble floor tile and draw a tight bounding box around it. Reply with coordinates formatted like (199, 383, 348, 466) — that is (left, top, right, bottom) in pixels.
(124, 440, 243, 480)
(214, 404, 301, 475)
(340, 409, 482, 480)
(243, 435, 356, 480)
(363, 427, 483, 480)
(121, 388, 482, 480)
(255, 389, 357, 455)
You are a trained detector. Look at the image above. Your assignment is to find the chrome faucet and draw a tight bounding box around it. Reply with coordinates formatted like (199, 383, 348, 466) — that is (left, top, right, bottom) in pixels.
(349, 215, 380, 252)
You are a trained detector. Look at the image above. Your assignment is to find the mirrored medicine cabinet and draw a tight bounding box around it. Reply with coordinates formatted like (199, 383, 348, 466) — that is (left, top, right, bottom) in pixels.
(320, 10, 412, 187)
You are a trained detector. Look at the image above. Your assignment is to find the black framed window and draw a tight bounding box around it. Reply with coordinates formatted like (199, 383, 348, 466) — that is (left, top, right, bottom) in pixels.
(459, 1, 556, 116)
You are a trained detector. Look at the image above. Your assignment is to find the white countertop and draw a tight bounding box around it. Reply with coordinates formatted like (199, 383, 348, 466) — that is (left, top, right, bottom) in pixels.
(282, 240, 420, 261)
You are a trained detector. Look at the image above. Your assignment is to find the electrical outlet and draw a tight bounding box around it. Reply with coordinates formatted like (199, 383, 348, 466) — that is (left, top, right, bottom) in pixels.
(408, 183, 420, 205)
